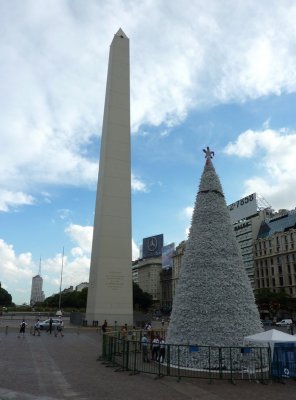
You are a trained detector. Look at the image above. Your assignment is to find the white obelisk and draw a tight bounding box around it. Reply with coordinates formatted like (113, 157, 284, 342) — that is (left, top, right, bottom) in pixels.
(86, 29, 133, 326)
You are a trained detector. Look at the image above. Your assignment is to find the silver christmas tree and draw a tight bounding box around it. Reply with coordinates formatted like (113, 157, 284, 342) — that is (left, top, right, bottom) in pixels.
(166, 148, 262, 366)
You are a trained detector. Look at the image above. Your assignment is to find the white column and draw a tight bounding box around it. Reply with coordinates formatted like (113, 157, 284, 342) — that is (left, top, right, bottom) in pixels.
(86, 29, 133, 326)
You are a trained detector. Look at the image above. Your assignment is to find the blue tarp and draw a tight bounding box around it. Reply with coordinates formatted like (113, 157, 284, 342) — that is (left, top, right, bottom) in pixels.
(272, 342, 296, 378)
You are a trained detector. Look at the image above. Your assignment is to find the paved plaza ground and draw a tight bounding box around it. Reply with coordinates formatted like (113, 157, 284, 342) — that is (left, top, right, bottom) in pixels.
(0, 320, 295, 399)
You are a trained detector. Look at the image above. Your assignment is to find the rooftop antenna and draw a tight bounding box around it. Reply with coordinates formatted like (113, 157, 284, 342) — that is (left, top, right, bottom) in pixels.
(38, 256, 42, 276)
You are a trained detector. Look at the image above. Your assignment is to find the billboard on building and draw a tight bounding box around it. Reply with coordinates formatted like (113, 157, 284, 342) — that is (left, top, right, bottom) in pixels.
(142, 234, 164, 259)
(227, 193, 257, 223)
(162, 243, 175, 269)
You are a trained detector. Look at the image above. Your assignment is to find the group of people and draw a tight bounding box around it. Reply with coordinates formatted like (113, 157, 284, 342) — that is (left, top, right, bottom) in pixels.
(18, 317, 64, 338)
(141, 333, 166, 363)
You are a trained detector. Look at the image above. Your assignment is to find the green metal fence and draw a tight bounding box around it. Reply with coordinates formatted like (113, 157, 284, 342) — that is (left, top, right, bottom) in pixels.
(100, 332, 275, 383)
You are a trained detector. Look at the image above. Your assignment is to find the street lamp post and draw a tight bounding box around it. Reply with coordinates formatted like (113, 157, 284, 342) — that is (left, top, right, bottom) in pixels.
(57, 247, 64, 315)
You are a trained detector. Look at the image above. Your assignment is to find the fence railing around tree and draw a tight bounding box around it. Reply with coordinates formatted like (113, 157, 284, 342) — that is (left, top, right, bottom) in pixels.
(99, 331, 293, 383)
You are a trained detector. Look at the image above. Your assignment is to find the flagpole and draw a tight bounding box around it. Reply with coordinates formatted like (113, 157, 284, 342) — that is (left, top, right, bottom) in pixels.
(58, 247, 64, 313)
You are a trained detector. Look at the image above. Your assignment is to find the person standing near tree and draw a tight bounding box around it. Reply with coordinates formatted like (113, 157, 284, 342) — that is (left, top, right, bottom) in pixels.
(159, 337, 166, 363)
(151, 335, 160, 361)
(141, 333, 149, 362)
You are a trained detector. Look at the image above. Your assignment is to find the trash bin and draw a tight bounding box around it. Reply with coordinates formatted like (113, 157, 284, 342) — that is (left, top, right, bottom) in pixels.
(82, 320, 87, 327)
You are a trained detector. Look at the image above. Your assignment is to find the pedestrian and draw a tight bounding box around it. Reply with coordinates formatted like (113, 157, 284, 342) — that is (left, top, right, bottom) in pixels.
(18, 319, 27, 338)
(159, 337, 166, 363)
(34, 319, 41, 336)
(55, 320, 64, 337)
(161, 318, 165, 327)
(141, 333, 150, 362)
(151, 335, 160, 361)
(102, 320, 108, 333)
(48, 317, 53, 334)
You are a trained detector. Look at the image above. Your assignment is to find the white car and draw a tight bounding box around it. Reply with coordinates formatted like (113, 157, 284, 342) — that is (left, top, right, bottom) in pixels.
(275, 319, 293, 327)
(39, 318, 61, 330)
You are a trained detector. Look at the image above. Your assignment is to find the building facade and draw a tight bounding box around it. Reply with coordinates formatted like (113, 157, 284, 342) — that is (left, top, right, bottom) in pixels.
(75, 282, 88, 292)
(30, 275, 45, 305)
(132, 257, 162, 302)
(159, 267, 172, 312)
(232, 208, 272, 287)
(254, 209, 296, 298)
(171, 241, 186, 299)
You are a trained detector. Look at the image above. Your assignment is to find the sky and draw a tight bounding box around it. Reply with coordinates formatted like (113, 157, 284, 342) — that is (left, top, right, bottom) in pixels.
(1, 0, 296, 305)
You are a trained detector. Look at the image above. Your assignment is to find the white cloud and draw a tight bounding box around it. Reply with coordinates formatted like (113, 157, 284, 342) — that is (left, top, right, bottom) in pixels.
(0, 190, 34, 212)
(0, 222, 141, 304)
(0, 239, 34, 303)
(182, 206, 194, 219)
(132, 239, 139, 261)
(132, 174, 148, 192)
(224, 128, 296, 210)
(2, 1, 296, 209)
(65, 224, 93, 254)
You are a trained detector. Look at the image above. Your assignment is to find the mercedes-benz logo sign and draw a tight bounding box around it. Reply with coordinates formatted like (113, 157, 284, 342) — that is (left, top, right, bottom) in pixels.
(148, 237, 158, 252)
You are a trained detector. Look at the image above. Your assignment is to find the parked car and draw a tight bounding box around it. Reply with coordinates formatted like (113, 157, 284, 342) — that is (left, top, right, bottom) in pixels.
(275, 319, 293, 327)
(39, 318, 61, 330)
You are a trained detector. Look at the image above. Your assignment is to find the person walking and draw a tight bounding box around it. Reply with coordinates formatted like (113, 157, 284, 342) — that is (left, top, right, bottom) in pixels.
(34, 319, 41, 336)
(141, 333, 150, 362)
(18, 319, 27, 338)
(102, 320, 108, 333)
(55, 320, 64, 337)
(48, 317, 53, 334)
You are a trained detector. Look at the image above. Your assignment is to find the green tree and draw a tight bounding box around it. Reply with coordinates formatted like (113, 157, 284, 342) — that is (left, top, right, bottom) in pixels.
(133, 282, 153, 311)
(0, 283, 13, 306)
(255, 289, 294, 318)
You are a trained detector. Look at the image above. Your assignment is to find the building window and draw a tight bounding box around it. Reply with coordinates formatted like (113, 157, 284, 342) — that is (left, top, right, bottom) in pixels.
(279, 277, 284, 286)
(272, 278, 276, 287)
(278, 265, 282, 275)
(271, 258, 273, 265)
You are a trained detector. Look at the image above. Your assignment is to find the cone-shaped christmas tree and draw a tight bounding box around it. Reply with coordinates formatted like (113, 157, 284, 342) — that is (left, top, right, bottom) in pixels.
(167, 148, 262, 354)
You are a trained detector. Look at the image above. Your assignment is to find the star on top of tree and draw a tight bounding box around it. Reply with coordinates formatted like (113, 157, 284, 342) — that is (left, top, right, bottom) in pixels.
(203, 146, 214, 160)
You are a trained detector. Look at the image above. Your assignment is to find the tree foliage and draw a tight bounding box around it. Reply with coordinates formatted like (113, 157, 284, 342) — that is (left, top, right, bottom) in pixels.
(255, 289, 295, 317)
(0, 283, 13, 306)
(41, 284, 152, 311)
(133, 282, 153, 311)
(43, 287, 88, 309)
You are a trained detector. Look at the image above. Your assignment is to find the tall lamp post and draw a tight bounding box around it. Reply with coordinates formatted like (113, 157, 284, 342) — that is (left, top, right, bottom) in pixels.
(57, 247, 64, 316)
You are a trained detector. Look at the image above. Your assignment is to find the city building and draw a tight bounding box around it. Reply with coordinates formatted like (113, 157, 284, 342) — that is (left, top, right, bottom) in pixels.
(254, 209, 296, 297)
(62, 286, 74, 293)
(160, 267, 172, 312)
(232, 208, 273, 287)
(75, 282, 88, 292)
(171, 241, 186, 299)
(30, 275, 45, 305)
(132, 256, 162, 303)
